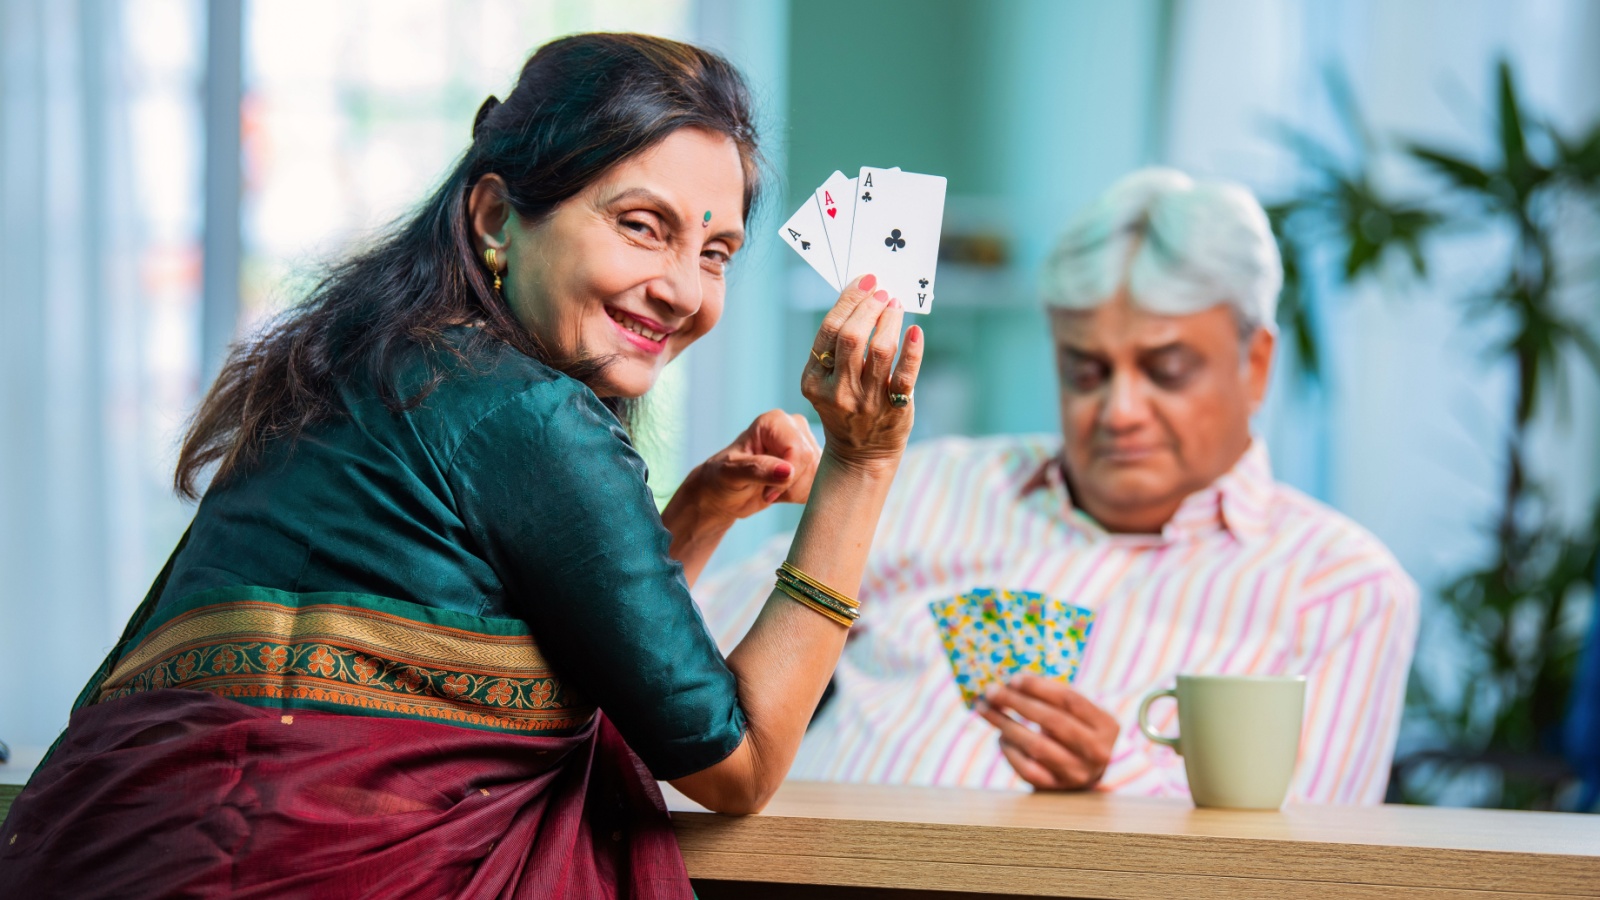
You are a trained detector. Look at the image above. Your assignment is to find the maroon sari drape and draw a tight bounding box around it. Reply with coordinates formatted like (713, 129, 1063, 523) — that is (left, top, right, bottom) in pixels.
(0, 690, 692, 899)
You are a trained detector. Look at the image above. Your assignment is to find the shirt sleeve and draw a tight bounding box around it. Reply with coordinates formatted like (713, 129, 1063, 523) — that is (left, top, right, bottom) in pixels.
(448, 378, 746, 781)
(1285, 563, 1420, 804)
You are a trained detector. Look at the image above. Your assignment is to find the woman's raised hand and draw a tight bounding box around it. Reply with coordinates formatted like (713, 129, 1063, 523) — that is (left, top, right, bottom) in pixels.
(677, 410, 822, 521)
(801, 274, 923, 473)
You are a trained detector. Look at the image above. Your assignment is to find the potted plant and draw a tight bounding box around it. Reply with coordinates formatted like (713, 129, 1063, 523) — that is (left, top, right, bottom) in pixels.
(1269, 62, 1600, 809)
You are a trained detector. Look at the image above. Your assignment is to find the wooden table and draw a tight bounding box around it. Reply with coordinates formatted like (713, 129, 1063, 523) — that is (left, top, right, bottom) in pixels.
(667, 781, 1600, 899)
(6, 769, 1594, 896)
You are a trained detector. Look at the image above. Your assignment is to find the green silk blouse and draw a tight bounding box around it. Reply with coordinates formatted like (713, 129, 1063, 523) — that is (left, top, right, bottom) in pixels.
(158, 327, 747, 780)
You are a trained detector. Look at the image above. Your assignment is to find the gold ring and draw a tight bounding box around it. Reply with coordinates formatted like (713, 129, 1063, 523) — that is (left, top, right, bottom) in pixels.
(889, 391, 911, 408)
(812, 349, 836, 370)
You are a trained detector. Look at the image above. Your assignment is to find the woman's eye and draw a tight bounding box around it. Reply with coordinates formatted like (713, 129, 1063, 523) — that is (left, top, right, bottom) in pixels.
(702, 249, 730, 272)
(621, 216, 661, 240)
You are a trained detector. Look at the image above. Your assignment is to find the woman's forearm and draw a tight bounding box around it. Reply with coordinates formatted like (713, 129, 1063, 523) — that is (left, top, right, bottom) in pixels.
(670, 278, 921, 814)
(670, 450, 898, 813)
(660, 466, 736, 587)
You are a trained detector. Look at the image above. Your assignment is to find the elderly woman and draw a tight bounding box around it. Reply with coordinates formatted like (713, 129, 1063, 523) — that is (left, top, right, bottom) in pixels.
(1, 34, 919, 898)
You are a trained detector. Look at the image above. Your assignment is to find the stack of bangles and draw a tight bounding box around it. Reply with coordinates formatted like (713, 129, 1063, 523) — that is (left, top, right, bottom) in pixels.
(774, 562, 860, 628)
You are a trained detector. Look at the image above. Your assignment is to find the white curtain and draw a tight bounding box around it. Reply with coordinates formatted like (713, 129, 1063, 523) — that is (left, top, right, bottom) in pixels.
(0, 0, 193, 748)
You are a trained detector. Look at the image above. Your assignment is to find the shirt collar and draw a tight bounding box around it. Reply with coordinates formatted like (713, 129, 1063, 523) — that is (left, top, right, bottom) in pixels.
(1021, 440, 1275, 544)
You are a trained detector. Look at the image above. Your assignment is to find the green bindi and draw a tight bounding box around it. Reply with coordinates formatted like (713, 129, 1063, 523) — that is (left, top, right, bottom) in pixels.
(702, 210, 712, 227)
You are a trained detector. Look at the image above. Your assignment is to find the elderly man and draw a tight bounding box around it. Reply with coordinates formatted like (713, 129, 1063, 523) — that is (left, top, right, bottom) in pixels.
(694, 168, 1419, 803)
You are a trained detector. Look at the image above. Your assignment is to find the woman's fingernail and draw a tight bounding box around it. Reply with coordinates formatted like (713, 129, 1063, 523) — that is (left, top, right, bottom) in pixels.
(985, 682, 1003, 700)
(774, 462, 793, 479)
(890, 297, 902, 309)
(873, 290, 889, 303)
(908, 325, 922, 343)
(859, 274, 877, 292)
(763, 488, 780, 503)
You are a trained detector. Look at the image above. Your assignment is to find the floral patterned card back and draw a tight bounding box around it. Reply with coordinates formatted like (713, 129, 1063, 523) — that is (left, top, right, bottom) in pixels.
(929, 588, 1095, 707)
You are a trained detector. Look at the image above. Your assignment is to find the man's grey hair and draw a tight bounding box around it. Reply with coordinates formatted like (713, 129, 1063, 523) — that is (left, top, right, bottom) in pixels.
(1041, 168, 1282, 335)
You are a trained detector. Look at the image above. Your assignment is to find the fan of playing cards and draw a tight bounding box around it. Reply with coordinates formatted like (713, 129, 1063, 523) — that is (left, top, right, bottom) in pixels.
(929, 588, 1096, 708)
(779, 166, 948, 314)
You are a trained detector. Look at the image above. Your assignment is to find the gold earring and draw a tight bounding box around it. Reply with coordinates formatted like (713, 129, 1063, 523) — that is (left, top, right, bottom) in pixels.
(484, 247, 502, 292)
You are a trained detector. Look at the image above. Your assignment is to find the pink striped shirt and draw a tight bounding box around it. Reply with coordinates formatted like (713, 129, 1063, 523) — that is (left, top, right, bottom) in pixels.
(694, 435, 1419, 803)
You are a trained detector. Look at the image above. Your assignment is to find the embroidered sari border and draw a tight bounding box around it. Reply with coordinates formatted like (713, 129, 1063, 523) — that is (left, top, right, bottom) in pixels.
(107, 601, 552, 681)
(97, 587, 594, 735)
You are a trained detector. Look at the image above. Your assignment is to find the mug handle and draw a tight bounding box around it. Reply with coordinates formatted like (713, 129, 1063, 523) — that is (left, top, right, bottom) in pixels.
(1137, 687, 1180, 751)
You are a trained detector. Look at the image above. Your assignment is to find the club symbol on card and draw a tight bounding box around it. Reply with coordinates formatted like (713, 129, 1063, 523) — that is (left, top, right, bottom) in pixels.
(918, 278, 929, 288)
(862, 192, 873, 202)
(884, 229, 906, 252)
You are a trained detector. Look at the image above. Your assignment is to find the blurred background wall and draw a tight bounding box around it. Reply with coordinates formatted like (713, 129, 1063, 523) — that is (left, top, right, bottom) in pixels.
(2, 0, 1596, 806)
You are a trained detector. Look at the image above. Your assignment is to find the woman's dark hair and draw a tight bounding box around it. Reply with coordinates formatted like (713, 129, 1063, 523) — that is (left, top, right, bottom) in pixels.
(175, 33, 762, 500)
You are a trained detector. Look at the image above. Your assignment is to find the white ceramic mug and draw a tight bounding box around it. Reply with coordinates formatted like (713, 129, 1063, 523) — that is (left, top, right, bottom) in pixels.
(1137, 674, 1306, 810)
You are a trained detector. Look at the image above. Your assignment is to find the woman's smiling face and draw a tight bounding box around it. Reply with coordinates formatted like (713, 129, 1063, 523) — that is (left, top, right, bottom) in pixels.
(480, 127, 747, 399)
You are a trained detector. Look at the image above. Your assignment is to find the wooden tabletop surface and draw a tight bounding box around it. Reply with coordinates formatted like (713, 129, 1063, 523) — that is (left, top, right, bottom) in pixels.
(666, 781, 1600, 899)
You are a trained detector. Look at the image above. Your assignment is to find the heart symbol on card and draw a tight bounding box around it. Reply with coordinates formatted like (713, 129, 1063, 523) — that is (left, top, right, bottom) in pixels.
(827, 208, 836, 218)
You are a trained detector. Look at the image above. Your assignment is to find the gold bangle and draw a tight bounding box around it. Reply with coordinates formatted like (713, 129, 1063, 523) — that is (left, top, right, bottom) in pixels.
(774, 580, 854, 627)
(775, 570, 860, 623)
(777, 562, 859, 610)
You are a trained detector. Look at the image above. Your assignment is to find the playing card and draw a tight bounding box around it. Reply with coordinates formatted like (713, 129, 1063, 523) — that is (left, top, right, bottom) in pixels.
(816, 167, 898, 289)
(930, 588, 1095, 708)
(811, 170, 852, 287)
(778, 192, 839, 290)
(929, 590, 1013, 708)
(994, 589, 1095, 682)
(996, 590, 1059, 678)
(845, 167, 946, 314)
(1035, 595, 1096, 683)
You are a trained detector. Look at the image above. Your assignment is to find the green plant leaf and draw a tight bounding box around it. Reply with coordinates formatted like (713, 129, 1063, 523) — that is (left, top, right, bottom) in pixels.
(1497, 59, 1533, 190)
(1343, 232, 1381, 280)
(1409, 145, 1494, 194)
(1324, 65, 1376, 156)
(1266, 210, 1322, 382)
(1268, 121, 1353, 183)
(1555, 120, 1600, 186)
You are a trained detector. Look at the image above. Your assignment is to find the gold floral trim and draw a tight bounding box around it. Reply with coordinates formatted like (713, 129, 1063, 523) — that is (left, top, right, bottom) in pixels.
(98, 599, 594, 734)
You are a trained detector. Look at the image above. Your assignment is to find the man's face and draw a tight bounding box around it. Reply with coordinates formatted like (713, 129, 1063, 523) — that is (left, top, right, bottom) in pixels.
(1050, 291, 1273, 533)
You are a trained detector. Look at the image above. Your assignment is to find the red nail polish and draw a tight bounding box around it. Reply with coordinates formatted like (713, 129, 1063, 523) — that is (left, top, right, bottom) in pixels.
(873, 290, 889, 302)
(774, 462, 793, 479)
(859, 274, 877, 292)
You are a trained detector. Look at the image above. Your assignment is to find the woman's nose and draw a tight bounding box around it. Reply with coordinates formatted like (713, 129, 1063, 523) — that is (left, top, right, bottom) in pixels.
(648, 253, 703, 318)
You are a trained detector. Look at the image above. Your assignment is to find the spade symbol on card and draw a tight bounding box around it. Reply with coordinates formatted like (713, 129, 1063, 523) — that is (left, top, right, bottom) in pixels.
(885, 229, 905, 252)
(801, 240, 811, 249)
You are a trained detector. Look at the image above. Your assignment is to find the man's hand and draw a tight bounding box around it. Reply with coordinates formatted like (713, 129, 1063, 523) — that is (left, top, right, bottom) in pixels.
(977, 675, 1119, 791)
(661, 410, 821, 586)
